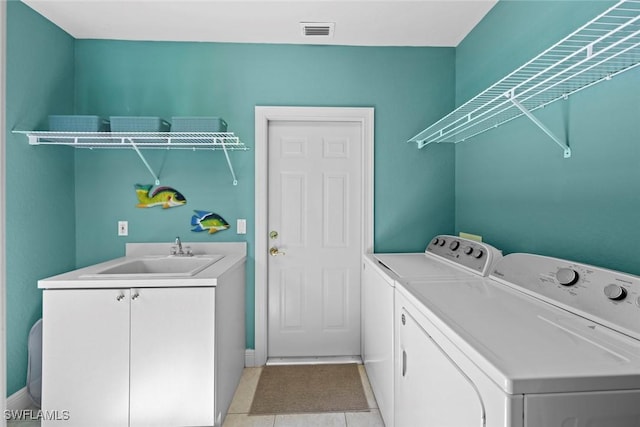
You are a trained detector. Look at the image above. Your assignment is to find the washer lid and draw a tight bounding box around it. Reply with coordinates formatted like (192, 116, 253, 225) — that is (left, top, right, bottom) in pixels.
(374, 253, 475, 280)
(399, 279, 640, 395)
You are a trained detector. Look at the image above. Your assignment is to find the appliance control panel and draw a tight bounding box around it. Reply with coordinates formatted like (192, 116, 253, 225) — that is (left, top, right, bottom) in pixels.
(426, 235, 502, 276)
(491, 253, 640, 341)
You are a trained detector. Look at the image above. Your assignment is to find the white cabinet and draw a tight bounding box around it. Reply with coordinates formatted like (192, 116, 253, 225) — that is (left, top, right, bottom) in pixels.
(395, 293, 484, 427)
(42, 287, 216, 426)
(39, 243, 246, 426)
(361, 257, 395, 427)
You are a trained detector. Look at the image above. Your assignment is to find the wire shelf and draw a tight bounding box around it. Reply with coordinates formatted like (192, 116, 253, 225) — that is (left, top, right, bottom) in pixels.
(18, 131, 249, 150)
(408, 0, 640, 156)
(14, 131, 249, 186)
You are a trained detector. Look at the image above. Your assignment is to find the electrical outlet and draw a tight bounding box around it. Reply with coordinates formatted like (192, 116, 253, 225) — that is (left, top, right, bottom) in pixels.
(118, 221, 128, 236)
(237, 219, 246, 235)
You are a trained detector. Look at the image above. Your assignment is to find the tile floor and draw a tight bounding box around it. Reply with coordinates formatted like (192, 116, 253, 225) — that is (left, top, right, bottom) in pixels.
(7, 365, 385, 427)
(223, 365, 385, 427)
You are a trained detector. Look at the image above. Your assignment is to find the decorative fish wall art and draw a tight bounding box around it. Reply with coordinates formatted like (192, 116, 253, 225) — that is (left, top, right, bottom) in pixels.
(135, 184, 187, 209)
(191, 210, 230, 234)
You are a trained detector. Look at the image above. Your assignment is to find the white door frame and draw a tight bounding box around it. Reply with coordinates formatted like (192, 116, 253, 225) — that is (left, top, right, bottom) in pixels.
(254, 106, 374, 366)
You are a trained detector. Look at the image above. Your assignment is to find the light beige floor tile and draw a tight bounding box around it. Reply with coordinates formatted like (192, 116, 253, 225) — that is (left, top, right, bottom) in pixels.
(357, 364, 378, 409)
(7, 421, 40, 427)
(7, 408, 41, 427)
(223, 413, 275, 427)
(274, 413, 347, 427)
(345, 409, 385, 427)
(228, 367, 263, 414)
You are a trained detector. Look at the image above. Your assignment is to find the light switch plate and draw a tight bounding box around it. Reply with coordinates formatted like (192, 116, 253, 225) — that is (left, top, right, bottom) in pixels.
(237, 219, 246, 235)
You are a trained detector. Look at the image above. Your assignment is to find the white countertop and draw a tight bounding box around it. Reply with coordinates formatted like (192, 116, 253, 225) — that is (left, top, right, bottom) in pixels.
(38, 242, 246, 289)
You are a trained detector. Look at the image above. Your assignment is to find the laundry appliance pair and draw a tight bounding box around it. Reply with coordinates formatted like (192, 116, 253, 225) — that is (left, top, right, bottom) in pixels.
(363, 234, 640, 427)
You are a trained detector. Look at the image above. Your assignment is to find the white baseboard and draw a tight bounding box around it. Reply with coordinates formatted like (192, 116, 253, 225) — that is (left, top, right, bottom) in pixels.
(245, 349, 256, 367)
(6, 387, 33, 411)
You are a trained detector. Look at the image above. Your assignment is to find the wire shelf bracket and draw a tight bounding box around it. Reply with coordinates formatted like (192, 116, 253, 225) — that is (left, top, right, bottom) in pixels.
(505, 90, 572, 158)
(14, 131, 249, 186)
(408, 0, 640, 158)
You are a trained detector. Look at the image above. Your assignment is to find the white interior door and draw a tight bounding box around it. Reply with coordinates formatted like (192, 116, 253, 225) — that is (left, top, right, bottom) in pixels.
(267, 120, 362, 358)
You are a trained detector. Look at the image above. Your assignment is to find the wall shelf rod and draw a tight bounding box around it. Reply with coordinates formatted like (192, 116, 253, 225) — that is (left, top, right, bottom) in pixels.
(505, 92, 571, 158)
(127, 138, 161, 185)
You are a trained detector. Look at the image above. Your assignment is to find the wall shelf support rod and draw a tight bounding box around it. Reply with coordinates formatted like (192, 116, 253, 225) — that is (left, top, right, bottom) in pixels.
(505, 92, 571, 158)
(127, 138, 161, 185)
(220, 139, 238, 186)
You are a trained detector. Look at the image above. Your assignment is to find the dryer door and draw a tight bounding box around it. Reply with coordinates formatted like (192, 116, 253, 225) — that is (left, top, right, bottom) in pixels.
(396, 307, 485, 427)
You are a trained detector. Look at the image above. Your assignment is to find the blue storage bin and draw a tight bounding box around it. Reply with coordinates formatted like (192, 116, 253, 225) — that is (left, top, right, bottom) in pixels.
(110, 116, 170, 132)
(171, 117, 228, 132)
(49, 115, 109, 132)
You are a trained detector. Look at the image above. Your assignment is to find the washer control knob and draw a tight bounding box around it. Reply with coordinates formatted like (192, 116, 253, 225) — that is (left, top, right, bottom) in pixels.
(556, 268, 579, 286)
(604, 284, 627, 301)
(438, 239, 446, 247)
(473, 249, 484, 259)
(432, 238, 440, 246)
(449, 241, 460, 251)
(464, 246, 474, 255)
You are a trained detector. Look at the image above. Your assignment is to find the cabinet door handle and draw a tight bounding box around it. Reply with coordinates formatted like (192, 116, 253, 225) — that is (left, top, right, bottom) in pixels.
(116, 294, 125, 302)
(402, 350, 407, 377)
(131, 292, 140, 300)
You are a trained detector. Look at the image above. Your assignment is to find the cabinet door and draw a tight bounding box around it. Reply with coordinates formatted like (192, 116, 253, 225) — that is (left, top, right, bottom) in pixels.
(396, 307, 485, 427)
(42, 289, 130, 427)
(129, 287, 215, 427)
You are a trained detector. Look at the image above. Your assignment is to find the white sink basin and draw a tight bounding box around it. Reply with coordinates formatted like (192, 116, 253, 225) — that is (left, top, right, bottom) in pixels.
(82, 255, 223, 278)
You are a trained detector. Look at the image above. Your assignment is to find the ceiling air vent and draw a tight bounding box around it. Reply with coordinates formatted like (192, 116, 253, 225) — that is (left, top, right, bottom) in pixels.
(300, 22, 335, 38)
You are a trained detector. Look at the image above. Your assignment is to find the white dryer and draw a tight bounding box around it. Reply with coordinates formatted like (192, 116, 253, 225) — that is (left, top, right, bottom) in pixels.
(395, 253, 640, 427)
(362, 235, 502, 427)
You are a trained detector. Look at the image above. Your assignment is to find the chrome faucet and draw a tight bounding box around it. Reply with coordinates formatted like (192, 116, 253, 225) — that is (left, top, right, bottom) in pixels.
(171, 236, 192, 256)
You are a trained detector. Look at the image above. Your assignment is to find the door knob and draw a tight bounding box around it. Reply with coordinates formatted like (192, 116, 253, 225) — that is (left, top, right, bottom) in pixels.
(269, 247, 285, 256)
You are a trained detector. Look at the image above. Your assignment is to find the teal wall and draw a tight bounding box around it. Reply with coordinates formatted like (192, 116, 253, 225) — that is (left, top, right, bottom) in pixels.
(72, 42, 456, 349)
(454, 1, 640, 274)
(15, 0, 636, 398)
(6, 4, 456, 394)
(5, 1, 76, 395)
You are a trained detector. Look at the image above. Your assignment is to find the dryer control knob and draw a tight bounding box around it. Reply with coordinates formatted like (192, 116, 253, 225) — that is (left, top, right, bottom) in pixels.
(464, 246, 474, 255)
(604, 284, 627, 301)
(473, 249, 484, 259)
(449, 241, 460, 251)
(556, 268, 579, 286)
(438, 239, 446, 246)
(432, 238, 440, 246)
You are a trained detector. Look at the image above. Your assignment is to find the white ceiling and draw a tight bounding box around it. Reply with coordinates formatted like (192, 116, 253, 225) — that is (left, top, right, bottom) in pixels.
(21, 0, 497, 47)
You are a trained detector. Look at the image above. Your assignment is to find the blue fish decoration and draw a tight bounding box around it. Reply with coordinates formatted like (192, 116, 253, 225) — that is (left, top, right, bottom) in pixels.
(191, 210, 230, 234)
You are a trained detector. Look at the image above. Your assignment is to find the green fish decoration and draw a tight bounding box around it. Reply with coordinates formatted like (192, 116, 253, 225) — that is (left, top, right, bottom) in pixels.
(191, 210, 230, 234)
(135, 184, 186, 209)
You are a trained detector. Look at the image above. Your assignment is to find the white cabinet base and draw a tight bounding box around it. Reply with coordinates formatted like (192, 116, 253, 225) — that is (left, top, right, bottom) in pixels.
(41, 256, 245, 427)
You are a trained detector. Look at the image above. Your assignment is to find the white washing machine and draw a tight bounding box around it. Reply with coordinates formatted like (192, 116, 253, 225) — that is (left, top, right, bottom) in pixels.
(362, 235, 502, 427)
(395, 253, 640, 427)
